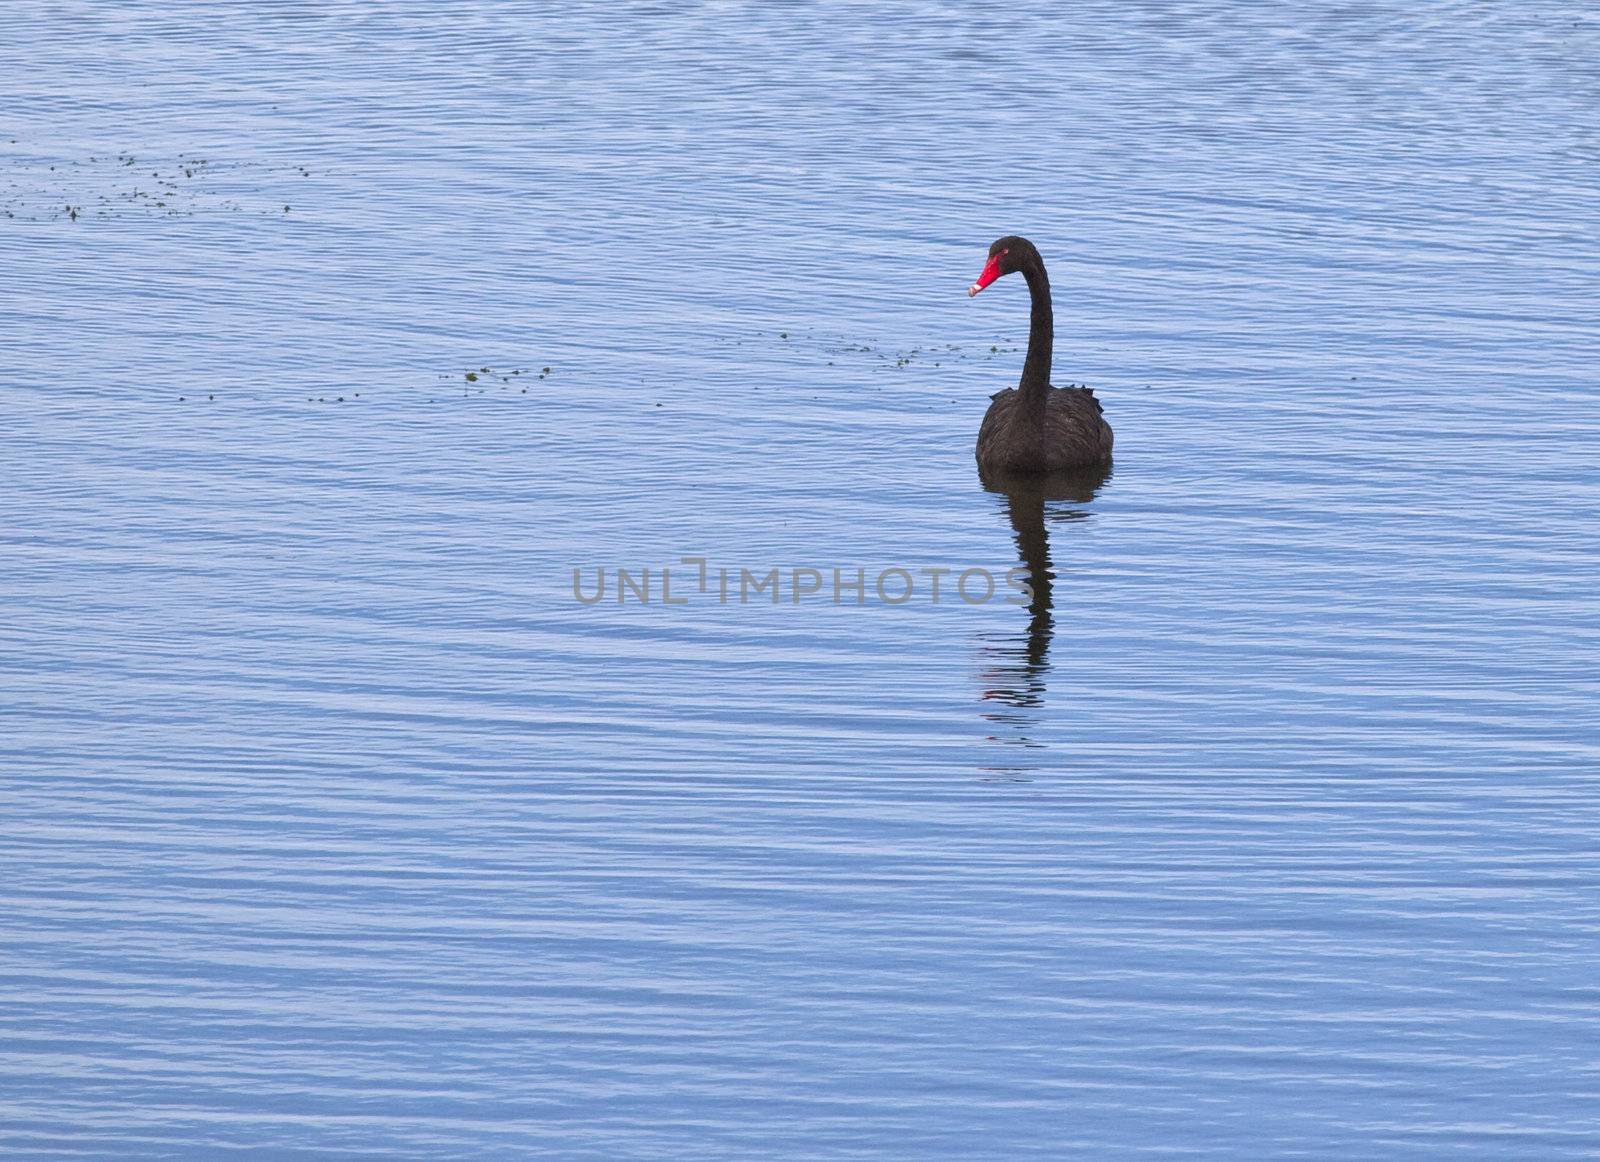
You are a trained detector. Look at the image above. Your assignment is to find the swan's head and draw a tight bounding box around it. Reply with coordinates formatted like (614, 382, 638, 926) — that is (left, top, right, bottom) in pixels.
(967, 235, 1037, 297)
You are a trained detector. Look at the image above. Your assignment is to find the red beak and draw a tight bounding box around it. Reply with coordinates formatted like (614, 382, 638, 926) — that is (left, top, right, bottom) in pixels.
(967, 252, 1003, 297)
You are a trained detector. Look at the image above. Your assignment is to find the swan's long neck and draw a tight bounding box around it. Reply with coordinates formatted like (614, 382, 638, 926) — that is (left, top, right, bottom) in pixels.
(1019, 257, 1053, 405)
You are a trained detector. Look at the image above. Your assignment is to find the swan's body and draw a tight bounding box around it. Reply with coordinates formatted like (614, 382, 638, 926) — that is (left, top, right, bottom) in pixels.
(967, 236, 1112, 475)
(977, 384, 1109, 475)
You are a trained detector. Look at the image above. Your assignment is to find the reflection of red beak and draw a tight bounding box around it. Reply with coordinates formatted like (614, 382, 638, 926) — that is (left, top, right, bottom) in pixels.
(967, 253, 1003, 297)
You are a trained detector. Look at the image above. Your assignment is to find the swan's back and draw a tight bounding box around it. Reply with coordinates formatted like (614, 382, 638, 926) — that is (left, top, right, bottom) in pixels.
(976, 385, 1113, 475)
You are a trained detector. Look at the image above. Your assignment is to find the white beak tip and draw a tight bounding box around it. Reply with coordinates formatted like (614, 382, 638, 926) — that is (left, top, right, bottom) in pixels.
(966, 283, 981, 297)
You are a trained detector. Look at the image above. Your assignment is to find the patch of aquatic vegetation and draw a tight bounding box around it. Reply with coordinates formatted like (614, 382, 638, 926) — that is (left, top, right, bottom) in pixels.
(418, 365, 555, 401)
(711, 328, 1026, 372)
(164, 365, 562, 407)
(1, 144, 322, 221)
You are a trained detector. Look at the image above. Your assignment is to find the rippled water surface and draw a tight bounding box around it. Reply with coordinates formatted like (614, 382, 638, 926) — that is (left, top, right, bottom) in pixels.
(6, 2, 1600, 1157)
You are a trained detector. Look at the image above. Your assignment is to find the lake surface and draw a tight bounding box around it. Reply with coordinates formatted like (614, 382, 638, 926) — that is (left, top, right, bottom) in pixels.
(5, 2, 1599, 1157)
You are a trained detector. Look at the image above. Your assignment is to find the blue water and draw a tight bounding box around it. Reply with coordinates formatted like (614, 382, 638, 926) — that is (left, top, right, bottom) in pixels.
(5, 2, 1599, 1157)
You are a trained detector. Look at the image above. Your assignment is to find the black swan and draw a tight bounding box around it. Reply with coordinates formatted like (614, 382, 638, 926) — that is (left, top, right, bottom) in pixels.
(968, 235, 1113, 475)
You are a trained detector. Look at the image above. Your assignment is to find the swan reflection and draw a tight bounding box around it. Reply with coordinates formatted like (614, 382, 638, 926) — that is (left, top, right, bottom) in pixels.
(976, 462, 1111, 776)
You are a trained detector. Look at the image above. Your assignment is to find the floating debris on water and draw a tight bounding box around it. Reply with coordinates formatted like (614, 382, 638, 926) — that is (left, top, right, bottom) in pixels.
(448, 366, 542, 395)
(0, 147, 324, 220)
